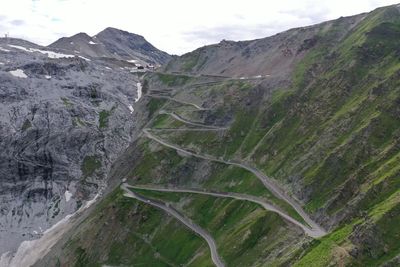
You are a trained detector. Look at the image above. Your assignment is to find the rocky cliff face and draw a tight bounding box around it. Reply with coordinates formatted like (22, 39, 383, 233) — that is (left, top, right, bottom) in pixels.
(0, 34, 168, 256)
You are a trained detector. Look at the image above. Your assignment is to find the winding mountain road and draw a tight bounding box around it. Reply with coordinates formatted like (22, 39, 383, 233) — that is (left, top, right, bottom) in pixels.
(142, 129, 326, 238)
(126, 184, 323, 238)
(159, 110, 226, 129)
(147, 95, 208, 110)
(121, 183, 225, 267)
(151, 128, 226, 132)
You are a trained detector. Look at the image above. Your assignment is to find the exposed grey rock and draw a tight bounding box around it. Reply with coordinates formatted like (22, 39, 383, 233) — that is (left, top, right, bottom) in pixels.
(0, 35, 166, 255)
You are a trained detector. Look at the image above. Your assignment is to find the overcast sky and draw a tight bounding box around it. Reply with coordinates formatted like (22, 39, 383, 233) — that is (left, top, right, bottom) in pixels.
(1, 0, 399, 55)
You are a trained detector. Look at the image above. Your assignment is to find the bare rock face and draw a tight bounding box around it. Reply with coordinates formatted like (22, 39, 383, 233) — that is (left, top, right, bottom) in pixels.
(0, 36, 162, 254)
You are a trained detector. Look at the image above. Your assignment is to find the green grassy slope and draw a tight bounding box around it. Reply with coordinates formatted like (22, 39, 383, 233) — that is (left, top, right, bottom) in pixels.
(131, 189, 307, 267)
(135, 6, 400, 266)
(39, 5, 400, 267)
(40, 189, 214, 267)
(128, 138, 304, 223)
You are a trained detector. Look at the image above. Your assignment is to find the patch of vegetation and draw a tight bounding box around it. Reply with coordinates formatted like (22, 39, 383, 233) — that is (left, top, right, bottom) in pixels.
(156, 73, 192, 86)
(181, 52, 201, 72)
(146, 98, 166, 118)
(151, 114, 185, 129)
(21, 119, 32, 131)
(296, 193, 400, 266)
(294, 224, 354, 267)
(98, 110, 111, 128)
(81, 156, 101, 177)
(61, 97, 73, 107)
(73, 117, 86, 127)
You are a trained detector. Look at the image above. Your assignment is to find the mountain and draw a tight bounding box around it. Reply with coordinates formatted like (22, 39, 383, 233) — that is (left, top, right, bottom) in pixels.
(3, 4, 400, 267)
(0, 30, 168, 262)
(95, 27, 171, 65)
(50, 27, 171, 65)
(163, 12, 367, 78)
(48, 32, 103, 58)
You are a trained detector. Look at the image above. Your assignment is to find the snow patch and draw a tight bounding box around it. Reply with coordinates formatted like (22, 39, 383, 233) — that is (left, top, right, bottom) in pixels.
(45, 75, 51, 79)
(105, 66, 111, 70)
(70, 42, 74, 45)
(127, 59, 138, 63)
(135, 82, 142, 102)
(128, 105, 134, 113)
(88, 41, 97, 45)
(64, 190, 72, 202)
(8, 44, 30, 52)
(0, 47, 10, 52)
(0, 62, 4, 65)
(8, 44, 75, 59)
(41, 50, 74, 59)
(9, 69, 27, 78)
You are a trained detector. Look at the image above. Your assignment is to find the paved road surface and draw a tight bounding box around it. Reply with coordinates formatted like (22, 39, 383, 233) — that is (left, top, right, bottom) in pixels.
(159, 110, 226, 129)
(126, 184, 324, 238)
(143, 129, 326, 238)
(147, 95, 208, 110)
(121, 183, 225, 267)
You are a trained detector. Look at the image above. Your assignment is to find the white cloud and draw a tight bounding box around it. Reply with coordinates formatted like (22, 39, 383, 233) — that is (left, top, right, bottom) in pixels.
(0, 0, 398, 55)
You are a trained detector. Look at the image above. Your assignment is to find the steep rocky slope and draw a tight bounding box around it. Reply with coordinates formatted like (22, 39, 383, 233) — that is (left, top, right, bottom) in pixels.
(0, 31, 169, 262)
(8, 3, 400, 267)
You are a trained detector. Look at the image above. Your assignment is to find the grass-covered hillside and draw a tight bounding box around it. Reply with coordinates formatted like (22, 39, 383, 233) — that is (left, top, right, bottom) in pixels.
(38, 4, 400, 267)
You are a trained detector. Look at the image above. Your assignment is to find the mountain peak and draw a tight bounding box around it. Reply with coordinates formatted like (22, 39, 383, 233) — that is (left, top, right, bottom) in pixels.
(100, 27, 135, 34)
(49, 28, 171, 65)
(93, 27, 170, 64)
(95, 27, 145, 41)
(71, 32, 92, 39)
